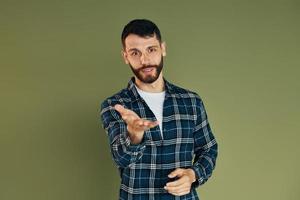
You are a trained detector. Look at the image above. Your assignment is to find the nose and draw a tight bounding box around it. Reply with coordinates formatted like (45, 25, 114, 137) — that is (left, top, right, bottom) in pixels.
(140, 52, 150, 65)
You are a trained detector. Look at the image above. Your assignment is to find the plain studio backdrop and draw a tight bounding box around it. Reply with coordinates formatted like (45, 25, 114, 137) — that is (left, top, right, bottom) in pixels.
(0, 0, 299, 200)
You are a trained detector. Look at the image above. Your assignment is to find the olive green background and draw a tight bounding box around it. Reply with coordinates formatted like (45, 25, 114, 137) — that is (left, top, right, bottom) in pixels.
(1, 0, 299, 199)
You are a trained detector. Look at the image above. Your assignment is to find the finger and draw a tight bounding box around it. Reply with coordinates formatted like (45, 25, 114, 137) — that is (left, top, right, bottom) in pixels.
(168, 168, 184, 178)
(166, 176, 186, 187)
(121, 113, 142, 125)
(165, 183, 189, 193)
(121, 113, 134, 121)
(168, 189, 190, 196)
(114, 104, 127, 115)
(142, 120, 150, 126)
(149, 121, 159, 128)
(165, 183, 188, 192)
(114, 104, 135, 115)
(130, 120, 159, 131)
(142, 120, 159, 128)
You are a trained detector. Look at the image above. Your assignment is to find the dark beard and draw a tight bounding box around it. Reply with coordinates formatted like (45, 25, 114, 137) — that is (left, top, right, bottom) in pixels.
(129, 56, 164, 84)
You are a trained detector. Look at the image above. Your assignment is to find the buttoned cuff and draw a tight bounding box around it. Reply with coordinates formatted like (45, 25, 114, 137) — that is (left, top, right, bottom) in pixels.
(120, 129, 147, 157)
(190, 165, 205, 188)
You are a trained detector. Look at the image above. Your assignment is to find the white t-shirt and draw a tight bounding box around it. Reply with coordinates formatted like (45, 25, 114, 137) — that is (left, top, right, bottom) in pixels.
(135, 85, 165, 134)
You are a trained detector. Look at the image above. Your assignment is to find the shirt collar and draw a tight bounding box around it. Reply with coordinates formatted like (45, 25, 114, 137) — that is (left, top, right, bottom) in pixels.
(127, 76, 175, 102)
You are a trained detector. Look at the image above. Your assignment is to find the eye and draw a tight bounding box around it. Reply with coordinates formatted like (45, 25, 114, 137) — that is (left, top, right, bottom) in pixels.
(131, 51, 138, 56)
(148, 48, 156, 53)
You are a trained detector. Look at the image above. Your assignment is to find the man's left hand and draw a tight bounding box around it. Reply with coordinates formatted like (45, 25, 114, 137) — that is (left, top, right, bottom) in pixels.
(164, 168, 196, 196)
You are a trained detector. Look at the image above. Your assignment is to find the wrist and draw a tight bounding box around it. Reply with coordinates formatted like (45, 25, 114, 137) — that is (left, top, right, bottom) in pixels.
(127, 127, 143, 144)
(187, 168, 196, 183)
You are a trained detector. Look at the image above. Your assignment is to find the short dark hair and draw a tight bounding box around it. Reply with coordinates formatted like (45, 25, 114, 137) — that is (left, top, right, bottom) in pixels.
(121, 19, 162, 48)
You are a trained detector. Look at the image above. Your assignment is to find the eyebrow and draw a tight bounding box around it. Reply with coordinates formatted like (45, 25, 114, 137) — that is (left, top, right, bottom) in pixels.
(127, 45, 159, 52)
(127, 48, 139, 52)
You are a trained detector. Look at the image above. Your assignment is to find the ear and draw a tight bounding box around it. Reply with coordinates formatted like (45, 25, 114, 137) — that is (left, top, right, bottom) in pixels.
(121, 49, 129, 64)
(161, 41, 167, 57)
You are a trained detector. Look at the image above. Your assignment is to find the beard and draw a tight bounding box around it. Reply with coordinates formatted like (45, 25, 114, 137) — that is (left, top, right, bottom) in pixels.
(129, 56, 164, 84)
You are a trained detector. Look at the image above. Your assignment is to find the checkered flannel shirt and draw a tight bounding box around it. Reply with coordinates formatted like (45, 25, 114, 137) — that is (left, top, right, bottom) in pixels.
(100, 77, 218, 200)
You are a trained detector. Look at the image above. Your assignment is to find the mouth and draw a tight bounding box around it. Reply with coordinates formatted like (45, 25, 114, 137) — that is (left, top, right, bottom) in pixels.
(141, 67, 155, 74)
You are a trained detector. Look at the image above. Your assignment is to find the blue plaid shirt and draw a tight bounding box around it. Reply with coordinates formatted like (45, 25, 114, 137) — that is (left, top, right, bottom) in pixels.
(100, 77, 218, 200)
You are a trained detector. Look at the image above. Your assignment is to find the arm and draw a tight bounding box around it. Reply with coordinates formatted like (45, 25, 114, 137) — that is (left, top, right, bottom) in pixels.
(164, 96, 218, 196)
(100, 100, 147, 169)
(190, 96, 218, 188)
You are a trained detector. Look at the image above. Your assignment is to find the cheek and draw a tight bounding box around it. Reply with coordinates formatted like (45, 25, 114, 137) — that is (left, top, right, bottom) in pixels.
(128, 58, 141, 66)
(126, 57, 138, 65)
(128, 62, 142, 70)
(153, 55, 162, 64)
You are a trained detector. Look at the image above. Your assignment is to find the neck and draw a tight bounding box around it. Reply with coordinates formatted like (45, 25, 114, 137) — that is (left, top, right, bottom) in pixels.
(134, 73, 165, 93)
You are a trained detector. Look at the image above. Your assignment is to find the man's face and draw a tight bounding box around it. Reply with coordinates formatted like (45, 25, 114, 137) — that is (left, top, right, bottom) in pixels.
(122, 34, 166, 84)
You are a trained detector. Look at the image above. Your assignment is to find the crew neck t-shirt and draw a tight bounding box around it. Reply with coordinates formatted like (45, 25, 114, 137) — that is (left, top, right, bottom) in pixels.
(134, 85, 165, 134)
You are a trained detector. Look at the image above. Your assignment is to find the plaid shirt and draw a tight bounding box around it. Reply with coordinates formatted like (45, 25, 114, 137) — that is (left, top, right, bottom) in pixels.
(100, 77, 218, 200)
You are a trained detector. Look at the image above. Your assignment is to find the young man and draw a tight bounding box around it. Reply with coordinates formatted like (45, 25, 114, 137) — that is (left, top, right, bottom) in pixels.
(100, 19, 218, 200)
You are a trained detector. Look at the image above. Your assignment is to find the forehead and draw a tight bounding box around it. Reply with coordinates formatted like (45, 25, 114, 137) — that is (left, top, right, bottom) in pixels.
(124, 34, 160, 50)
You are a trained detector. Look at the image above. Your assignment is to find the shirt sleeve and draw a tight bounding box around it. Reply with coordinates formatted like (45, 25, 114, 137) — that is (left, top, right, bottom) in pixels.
(100, 99, 147, 169)
(190, 96, 218, 188)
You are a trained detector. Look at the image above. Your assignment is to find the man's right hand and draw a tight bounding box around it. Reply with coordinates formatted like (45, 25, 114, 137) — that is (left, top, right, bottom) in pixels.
(114, 104, 159, 144)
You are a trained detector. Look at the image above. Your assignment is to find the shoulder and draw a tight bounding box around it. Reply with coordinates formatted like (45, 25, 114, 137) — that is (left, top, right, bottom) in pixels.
(168, 81, 203, 103)
(100, 88, 131, 111)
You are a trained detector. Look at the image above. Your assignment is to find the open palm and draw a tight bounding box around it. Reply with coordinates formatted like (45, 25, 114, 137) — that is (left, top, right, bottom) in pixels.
(114, 104, 159, 144)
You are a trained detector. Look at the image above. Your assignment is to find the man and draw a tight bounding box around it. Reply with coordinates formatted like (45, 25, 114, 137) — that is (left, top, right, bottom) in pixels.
(100, 19, 218, 200)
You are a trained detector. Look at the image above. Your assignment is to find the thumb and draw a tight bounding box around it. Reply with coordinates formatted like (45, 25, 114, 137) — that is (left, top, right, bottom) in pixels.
(168, 168, 183, 178)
